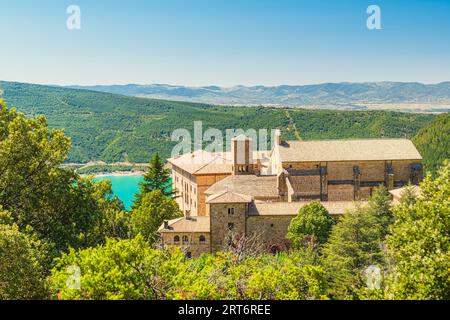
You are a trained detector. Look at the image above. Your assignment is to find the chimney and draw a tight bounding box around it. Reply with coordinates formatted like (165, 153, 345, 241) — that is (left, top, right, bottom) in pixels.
(163, 220, 169, 230)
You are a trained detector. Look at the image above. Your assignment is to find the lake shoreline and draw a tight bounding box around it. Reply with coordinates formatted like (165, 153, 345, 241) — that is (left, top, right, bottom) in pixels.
(90, 171, 145, 178)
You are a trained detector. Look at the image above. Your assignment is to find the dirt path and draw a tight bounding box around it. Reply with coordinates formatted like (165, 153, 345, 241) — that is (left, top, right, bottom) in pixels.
(285, 110, 302, 140)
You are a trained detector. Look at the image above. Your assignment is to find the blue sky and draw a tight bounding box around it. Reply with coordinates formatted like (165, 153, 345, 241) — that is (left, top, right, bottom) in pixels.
(1, 0, 449, 86)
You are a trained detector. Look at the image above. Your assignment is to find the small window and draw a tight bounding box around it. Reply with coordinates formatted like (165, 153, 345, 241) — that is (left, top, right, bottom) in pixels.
(199, 235, 206, 244)
(174, 235, 180, 244)
(228, 208, 235, 215)
(228, 223, 234, 230)
(270, 224, 274, 228)
(182, 235, 189, 244)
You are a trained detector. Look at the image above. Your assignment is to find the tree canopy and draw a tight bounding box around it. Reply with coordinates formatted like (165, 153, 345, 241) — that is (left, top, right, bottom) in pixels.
(413, 113, 450, 174)
(0, 212, 49, 300)
(287, 201, 335, 248)
(322, 187, 393, 299)
(49, 236, 327, 300)
(383, 162, 450, 299)
(0, 100, 127, 252)
(131, 190, 181, 243)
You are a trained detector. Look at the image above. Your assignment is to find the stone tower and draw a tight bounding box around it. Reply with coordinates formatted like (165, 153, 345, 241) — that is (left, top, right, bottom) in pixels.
(206, 191, 252, 253)
(231, 135, 255, 175)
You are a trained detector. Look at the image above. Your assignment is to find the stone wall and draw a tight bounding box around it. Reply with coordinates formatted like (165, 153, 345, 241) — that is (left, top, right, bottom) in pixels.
(289, 175, 321, 199)
(282, 160, 422, 201)
(209, 203, 247, 253)
(246, 215, 294, 248)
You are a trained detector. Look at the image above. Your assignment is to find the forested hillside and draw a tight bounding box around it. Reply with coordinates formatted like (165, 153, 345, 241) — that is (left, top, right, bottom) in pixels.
(0, 81, 436, 163)
(413, 113, 450, 173)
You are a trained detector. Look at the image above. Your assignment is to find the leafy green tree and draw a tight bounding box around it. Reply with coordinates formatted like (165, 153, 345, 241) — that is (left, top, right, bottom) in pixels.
(131, 190, 181, 243)
(133, 153, 174, 209)
(88, 178, 131, 241)
(49, 236, 185, 300)
(0, 101, 127, 252)
(287, 201, 335, 248)
(383, 162, 450, 300)
(50, 236, 327, 300)
(0, 211, 49, 300)
(169, 251, 327, 300)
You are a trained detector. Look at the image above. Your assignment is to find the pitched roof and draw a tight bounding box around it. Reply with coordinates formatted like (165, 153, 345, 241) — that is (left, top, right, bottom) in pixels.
(205, 175, 280, 199)
(158, 216, 210, 233)
(206, 190, 253, 204)
(278, 139, 422, 162)
(168, 150, 270, 175)
(248, 201, 365, 216)
(389, 185, 421, 202)
(168, 150, 232, 175)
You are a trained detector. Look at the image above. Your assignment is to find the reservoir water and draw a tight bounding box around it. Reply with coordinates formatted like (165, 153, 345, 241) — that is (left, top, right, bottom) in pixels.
(94, 174, 144, 210)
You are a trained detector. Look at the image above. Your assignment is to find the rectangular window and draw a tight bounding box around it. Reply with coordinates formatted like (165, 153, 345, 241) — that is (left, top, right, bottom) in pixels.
(228, 223, 234, 230)
(228, 208, 235, 215)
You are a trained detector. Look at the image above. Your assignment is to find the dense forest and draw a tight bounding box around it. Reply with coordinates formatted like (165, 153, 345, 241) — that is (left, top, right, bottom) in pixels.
(0, 99, 449, 300)
(0, 81, 436, 165)
(413, 113, 450, 174)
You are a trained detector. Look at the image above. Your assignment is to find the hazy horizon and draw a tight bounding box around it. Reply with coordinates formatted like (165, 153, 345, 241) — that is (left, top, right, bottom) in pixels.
(2, 79, 450, 88)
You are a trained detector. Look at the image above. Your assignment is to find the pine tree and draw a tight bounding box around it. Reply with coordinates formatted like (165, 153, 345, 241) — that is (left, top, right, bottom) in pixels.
(133, 153, 175, 209)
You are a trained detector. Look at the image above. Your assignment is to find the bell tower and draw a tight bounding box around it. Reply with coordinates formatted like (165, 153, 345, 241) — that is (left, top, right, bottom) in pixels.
(231, 135, 255, 175)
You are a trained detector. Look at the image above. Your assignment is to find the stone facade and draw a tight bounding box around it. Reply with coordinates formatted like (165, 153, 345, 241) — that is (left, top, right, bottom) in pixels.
(161, 232, 211, 257)
(246, 215, 293, 250)
(161, 132, 424, 257)
(209, 203, 248, 253)
(282, 159, 422, 202)
(172, 165, 230, 216)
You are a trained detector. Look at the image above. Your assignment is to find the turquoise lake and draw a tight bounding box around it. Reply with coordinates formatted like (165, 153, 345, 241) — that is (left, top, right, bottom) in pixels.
(94, 175, 144, 210)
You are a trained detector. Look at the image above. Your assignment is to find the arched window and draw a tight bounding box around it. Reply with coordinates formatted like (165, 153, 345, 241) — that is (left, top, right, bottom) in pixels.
(174, 235, 180, 244)
(199, 235, 206, 244)
(182, 235, 189, 244)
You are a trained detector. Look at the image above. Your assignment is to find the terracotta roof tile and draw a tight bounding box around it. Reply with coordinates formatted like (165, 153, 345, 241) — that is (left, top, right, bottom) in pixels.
(279, 139, 422, 162)
(205, 175, 280, 198)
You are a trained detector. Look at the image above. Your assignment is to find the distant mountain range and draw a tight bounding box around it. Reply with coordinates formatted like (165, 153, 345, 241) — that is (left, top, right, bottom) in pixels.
(69, 82, 450, 112)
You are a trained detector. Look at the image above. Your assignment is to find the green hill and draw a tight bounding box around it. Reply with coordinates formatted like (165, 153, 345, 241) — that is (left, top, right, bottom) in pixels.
(0, 81, 436, 163)
(413, 113, 450, 173)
